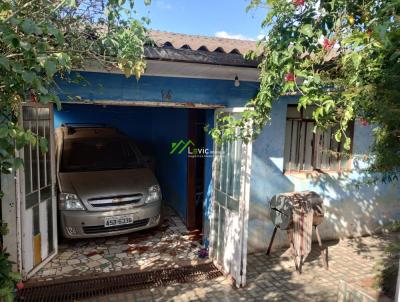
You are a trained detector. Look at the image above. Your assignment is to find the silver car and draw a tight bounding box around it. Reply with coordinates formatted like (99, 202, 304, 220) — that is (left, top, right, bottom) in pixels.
(55, 124, 162, 238)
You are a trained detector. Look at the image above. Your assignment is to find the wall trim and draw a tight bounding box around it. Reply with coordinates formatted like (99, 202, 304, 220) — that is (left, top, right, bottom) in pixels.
(61, 100, 225, 109)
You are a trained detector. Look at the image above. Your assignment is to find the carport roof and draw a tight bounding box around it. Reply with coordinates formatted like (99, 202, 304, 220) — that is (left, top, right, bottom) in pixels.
(145, 30, 260, 68)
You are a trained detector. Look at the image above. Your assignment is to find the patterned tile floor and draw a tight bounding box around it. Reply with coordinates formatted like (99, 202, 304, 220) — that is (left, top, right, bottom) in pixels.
(30, 207, 205, 283)
(81, 233, 398, 302)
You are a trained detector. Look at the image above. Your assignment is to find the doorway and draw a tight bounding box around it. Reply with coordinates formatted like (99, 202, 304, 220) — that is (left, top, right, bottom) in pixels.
(209, 107, 252, 287)
(187, 109, 206, 232)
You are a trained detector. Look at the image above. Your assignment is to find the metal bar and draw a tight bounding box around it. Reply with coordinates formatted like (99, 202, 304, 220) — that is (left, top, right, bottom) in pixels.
(288, 120, 294, 172)
(29, 121, 33, 193)
(296, 121, 302, 172)
(327, 127, 332, 169)
(35, 108, 40, 202)
(337, 130, 342, 171)
(302, 122, 307, 171)
(43, 120, 47, 187)
(286, 118, 315, 122)
(18, 262, 222, 302)
(266, 226, 278, 255)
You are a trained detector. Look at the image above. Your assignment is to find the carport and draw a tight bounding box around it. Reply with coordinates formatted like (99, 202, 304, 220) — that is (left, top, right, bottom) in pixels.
(30, 101, 218, 282)
(54, 103, 215, 232)
(1, 30, 261, 289)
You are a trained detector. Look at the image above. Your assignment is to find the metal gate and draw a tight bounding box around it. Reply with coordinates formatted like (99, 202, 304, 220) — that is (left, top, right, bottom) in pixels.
(209, 107, 252, 287)
(18, 103, 57, 278)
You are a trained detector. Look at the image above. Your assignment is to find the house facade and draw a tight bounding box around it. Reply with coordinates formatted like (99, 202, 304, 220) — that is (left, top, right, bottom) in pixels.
(2, 31, 399, 285)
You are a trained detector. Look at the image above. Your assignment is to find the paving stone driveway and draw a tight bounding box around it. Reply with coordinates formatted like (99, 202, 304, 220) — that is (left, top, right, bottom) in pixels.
(81, 233, 397, 302)
(30, 207, 205, 283)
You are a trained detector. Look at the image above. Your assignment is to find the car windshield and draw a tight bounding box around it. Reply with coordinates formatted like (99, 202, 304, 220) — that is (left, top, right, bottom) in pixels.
(61, 138, 142, 172)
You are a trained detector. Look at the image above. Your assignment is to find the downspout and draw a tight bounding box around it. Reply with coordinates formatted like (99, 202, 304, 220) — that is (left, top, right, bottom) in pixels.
(16, 110, 23, 275)
(15, 167, 22, 274)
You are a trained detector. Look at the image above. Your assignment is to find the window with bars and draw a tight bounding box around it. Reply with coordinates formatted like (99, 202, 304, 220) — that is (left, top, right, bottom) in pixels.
(283, 105, 353, 173)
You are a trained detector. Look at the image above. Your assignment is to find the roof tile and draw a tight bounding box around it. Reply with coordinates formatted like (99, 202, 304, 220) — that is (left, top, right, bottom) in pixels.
(148, 30, 257, 55)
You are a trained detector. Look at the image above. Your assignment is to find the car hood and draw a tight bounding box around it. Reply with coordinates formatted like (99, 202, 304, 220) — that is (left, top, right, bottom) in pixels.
(58, 168, 158, 202)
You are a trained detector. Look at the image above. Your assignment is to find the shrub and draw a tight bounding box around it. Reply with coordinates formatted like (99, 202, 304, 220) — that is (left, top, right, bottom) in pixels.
(0, 250, 22, 302)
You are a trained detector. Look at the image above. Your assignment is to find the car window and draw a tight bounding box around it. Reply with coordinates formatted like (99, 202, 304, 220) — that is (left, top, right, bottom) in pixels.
(61, 138, 143, 172)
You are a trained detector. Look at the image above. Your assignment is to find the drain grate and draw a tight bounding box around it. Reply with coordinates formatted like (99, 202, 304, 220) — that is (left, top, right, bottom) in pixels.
(17, 262, 222, 302)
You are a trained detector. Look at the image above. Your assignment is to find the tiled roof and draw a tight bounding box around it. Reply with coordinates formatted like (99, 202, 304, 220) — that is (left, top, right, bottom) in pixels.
(148, 30, 257, 55)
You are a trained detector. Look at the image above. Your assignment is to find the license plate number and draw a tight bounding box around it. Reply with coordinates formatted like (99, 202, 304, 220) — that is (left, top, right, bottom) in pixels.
(104, 215, 134, 227)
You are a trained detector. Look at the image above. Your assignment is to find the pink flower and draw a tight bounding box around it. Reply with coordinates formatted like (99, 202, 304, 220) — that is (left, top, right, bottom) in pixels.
(293, 0, 305, 6)
(359, 118, 368, 126)
(284, 72, 295, 82)
(322, 38, 335, 50)
(16, 281, 24, 290)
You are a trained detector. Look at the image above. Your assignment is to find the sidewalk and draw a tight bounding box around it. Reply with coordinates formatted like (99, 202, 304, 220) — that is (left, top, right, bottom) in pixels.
(80, 233, 397, 302)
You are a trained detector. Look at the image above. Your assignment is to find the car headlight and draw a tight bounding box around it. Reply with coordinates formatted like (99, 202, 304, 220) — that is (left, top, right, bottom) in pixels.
(59, 193, 85, 210)
(145, 185, 161, 204)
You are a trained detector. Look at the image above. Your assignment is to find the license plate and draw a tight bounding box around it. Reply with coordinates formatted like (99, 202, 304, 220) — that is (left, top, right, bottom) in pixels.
(104, 214, 134, 227)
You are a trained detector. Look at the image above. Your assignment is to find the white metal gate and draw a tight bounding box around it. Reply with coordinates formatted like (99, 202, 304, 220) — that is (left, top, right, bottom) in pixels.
(18, 103, 57, 278)
(209, 107, 252, 287)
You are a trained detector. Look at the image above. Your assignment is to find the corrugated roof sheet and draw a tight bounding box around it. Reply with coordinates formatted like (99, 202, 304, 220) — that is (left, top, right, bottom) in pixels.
(148, 30, 257, 55)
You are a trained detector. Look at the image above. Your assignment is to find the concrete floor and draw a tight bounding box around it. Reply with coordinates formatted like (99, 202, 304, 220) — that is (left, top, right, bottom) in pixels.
(80, 233, 398, 302)
(30, 207, 205, 283)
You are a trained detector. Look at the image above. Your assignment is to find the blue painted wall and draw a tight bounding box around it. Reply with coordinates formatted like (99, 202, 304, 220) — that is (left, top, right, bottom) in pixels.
(248, 96, 400, 253)
(57, 71, 259, 106)
(150, 108, 189, 218)
(54, 104, 190, 220)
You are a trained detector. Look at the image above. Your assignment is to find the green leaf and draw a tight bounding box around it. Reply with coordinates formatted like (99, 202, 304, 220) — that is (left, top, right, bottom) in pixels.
(8, 271, 22, 282)
(44, 60, 57, 77)
(38, 85, 48, 95)
(4, 33, 19, 47)
(299, 24, 313, 37)
(344, 137, 351, 150)
(0, 56, 10, 70)
(46, 25, 64, 44)
(39, 94, 53, 104)
(22, 71, 35, 84)
(13, 158, 24, 169)
(10, 17, 20, 26)
(55, 53, 71, 68)
(389, 50, 400, 62)
(351, 53, 362, 70)
(19, 41, 31, 50)
(313, 107, 324, 122)
(67, 0, 77, 7)
(0, 127, 9, 138)
(39, 137, 48, 153)
(21, 19, 42, 35)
